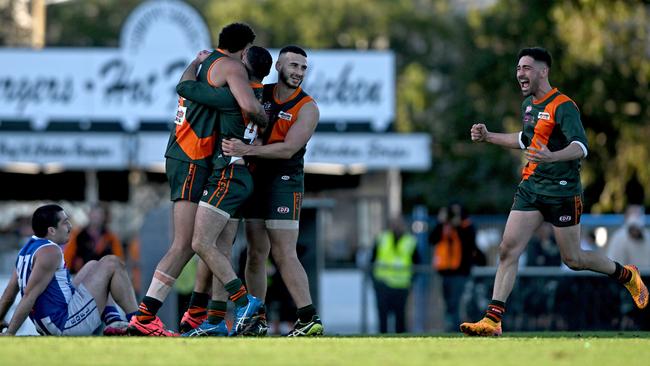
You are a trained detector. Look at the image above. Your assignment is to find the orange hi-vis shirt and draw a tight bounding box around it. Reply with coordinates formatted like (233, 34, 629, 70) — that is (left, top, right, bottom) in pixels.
(165, 49, 228, 168)
(258, 83, 314, 174)
(518, 88, 588, 197)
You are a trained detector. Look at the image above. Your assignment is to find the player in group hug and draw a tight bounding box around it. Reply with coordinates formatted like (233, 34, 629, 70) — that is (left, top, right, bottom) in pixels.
(0, 22, 323, 338)
(127, 22, 323, 337)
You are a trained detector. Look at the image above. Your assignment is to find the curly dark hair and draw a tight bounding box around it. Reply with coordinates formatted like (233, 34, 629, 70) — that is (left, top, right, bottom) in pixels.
(217, 23, 256, 53)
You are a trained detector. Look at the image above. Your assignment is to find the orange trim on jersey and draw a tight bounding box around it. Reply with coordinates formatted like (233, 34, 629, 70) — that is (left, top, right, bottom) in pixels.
(250, 82, 263, 88)
(273, 85, 302, 104)
(267, 96, 314, 144)
(207, 56, 225, 87)
(533, 88, 558, 105)
(522, 93, 573, 180)
(175, 122, 215, 161)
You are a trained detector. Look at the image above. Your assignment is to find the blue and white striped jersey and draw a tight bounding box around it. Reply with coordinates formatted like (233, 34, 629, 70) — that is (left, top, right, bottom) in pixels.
(16, 236, 75, 332)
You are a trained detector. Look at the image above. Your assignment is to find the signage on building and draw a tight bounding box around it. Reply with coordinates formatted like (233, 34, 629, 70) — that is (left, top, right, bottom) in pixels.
(135, 132, 430, 172)
(306, 133, 430, 171)
(0, 0, 418, 171)
(0, 0, 395, 132)
(0, 133, 129, 169)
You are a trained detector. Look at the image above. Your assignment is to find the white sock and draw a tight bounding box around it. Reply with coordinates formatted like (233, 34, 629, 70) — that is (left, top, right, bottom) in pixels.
(145, 270, 176, 302)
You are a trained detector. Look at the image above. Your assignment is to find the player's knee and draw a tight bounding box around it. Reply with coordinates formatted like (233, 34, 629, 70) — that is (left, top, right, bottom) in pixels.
(270, 247, 296, 267)
(100, 255, 124, 268)
(247, 247, 267, 267)
(84, 260, 99, 268)
(169, 242, 195, 258)
(191, 239, 207, 254)
(497, 238, 520, 261)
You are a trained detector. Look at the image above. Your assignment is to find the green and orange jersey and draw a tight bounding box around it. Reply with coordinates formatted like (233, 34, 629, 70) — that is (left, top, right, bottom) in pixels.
(518, 88, 589, 197)
(176, 79, 264, 169)
(164, 49, 228, 168)
(256, 83, 315, 174)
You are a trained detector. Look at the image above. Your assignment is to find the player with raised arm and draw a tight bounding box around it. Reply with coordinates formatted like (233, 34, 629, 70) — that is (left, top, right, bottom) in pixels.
(460, 47, 648, 336)
(128, 23, 267, 336)
(0, 204, 138, 336)
(222, 45, 324, 336)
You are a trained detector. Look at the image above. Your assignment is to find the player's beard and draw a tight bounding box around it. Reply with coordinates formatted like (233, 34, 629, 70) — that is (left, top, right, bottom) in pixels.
(279, 69, 302, 89)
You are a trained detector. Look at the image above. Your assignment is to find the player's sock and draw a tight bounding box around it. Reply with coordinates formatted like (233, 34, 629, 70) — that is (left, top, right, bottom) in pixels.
(187, 291, 209, 317)
(135, 269, 176, 324)
(101, 305, 123, 325)
(125, 311, 137, 322)
(225, 279, 249, 307)
(609, 262, 633, 284)
(296, 304, 316, 323)
(207, 300, 227, 325)
(135, 296, 163, 323)
(485, 300, 506, 323)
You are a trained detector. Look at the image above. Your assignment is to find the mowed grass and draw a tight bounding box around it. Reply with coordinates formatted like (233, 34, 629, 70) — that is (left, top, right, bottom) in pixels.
(1, 333, 649, 366)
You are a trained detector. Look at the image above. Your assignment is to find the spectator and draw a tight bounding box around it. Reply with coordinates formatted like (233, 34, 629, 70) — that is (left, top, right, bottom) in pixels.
(64, 204, 124, 274)
(430, 203, 485, 331)
(371, 217, 419, 333)
(607, 209, 650, 268)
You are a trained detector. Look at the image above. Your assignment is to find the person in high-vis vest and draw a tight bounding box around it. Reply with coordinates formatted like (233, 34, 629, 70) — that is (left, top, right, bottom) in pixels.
(371, 218, 420, 333)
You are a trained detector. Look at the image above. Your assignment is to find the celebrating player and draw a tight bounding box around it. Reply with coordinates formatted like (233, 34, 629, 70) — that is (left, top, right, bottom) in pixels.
(460, 47, 648, 336)
(222, 45, 324, 336)
(174, 46, 273, 336)
(127, 23, 266, 336)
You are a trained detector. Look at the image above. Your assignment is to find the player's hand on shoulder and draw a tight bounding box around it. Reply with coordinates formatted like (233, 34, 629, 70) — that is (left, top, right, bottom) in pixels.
(470, 123, 488, 142)
(195, 50, 211, 63)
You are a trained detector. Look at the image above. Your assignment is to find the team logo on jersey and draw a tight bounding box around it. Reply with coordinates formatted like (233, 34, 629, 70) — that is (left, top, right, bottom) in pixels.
(559, 180, 567, 186)
(525, 106, 532, 113)
(537, 112, 551, 120)
(559, 215, 572, 222)
(174, 104, 187, 125)
(263, 102, 272, 111)
(281, 175, 290, 181)
(277, 206, 290, 214)
(278, 111, 293, 121)
(203, 190, 208, 196)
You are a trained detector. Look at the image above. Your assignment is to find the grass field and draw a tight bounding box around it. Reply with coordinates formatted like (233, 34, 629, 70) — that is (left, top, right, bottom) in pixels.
(1, 333, 649, 366)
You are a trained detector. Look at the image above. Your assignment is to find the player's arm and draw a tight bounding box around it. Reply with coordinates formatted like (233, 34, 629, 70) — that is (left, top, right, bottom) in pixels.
(2, 246, 60, 335)
(470, 123, 521, 149)
(217, 59, 268, 129)
(178, 50, 211, 84)
(0, 271, 19, 332)
(222, 101, 319, 159)
(176, 81, 239, 112)
(524, 102, 588, 164)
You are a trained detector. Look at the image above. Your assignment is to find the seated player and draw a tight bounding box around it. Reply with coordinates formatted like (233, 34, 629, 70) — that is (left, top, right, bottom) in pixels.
(0, 204, 138, 336)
